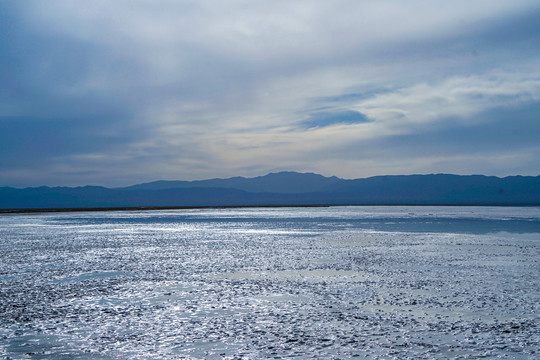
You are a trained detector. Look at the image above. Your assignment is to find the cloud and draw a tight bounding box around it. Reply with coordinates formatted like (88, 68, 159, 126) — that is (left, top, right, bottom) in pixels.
(353, 70, 540, 132)
(1, 1, 540, 186)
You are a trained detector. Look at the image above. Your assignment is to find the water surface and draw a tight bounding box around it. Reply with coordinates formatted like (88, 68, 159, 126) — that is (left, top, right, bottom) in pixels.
(1, 206, 539, 359)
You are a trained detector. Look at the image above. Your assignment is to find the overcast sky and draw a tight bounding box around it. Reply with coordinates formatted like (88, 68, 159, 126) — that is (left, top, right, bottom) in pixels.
(1, 1, 539, 187)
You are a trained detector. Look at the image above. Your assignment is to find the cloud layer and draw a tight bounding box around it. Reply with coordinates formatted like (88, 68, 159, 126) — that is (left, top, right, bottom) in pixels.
(1, 0, 540, 186)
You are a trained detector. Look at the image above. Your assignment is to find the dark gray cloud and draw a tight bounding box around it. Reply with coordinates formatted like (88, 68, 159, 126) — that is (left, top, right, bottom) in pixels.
(0, 115, 136, 166)
(1, 1, 539, 186)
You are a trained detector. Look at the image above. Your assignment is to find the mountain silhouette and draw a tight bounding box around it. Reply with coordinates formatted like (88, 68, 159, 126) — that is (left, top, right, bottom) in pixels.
(1, 172, 539, 210)
(122, 172, 341, 193)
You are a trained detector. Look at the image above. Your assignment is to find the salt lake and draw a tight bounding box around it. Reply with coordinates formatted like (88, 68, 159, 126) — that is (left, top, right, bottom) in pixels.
(0, 206, 539, 359)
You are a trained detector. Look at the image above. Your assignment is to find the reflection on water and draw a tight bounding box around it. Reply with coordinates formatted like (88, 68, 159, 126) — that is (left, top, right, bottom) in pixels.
(0, 206, 539, 359)
(47, 205, 540, 234)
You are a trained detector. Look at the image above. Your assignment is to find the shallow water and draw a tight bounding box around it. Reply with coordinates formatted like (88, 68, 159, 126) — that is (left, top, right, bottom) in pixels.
(1, 206, 539, 359)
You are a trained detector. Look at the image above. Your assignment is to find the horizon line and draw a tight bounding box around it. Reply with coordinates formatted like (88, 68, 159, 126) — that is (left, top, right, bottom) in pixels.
(2, 171, 540, 190)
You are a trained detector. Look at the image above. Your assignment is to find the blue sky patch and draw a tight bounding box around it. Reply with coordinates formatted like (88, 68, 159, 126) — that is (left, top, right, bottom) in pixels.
(302, 110, 371, 129)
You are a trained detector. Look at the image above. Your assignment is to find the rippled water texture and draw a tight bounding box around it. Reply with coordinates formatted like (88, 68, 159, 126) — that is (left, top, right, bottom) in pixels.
(1, 206, 539, 359)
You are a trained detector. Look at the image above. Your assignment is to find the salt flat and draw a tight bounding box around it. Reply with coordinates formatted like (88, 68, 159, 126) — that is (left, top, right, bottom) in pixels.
(0, 206, 539, 359)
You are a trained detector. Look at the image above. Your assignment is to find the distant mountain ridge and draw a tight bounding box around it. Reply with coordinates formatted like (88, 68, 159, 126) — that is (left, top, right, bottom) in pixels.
(122, 172, 341, 193)
(1, 172, 540, 209)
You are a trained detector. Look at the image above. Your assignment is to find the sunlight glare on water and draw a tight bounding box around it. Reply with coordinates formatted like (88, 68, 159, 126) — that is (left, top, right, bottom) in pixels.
(0, 206, 539, 359)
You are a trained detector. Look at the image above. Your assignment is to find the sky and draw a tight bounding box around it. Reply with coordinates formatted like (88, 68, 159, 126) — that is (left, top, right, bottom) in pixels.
(1, 0, 540, 187)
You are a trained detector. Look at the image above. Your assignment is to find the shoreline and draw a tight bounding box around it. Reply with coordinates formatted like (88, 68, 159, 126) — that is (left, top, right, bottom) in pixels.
(1, 203, 538, 215)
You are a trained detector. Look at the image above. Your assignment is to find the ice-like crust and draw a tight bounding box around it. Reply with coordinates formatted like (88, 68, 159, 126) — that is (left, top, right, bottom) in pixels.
(0, 206, 539, 359)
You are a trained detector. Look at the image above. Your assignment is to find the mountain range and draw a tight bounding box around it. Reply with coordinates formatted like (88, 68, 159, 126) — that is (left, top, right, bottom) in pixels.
(1, 172, 540, 210)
